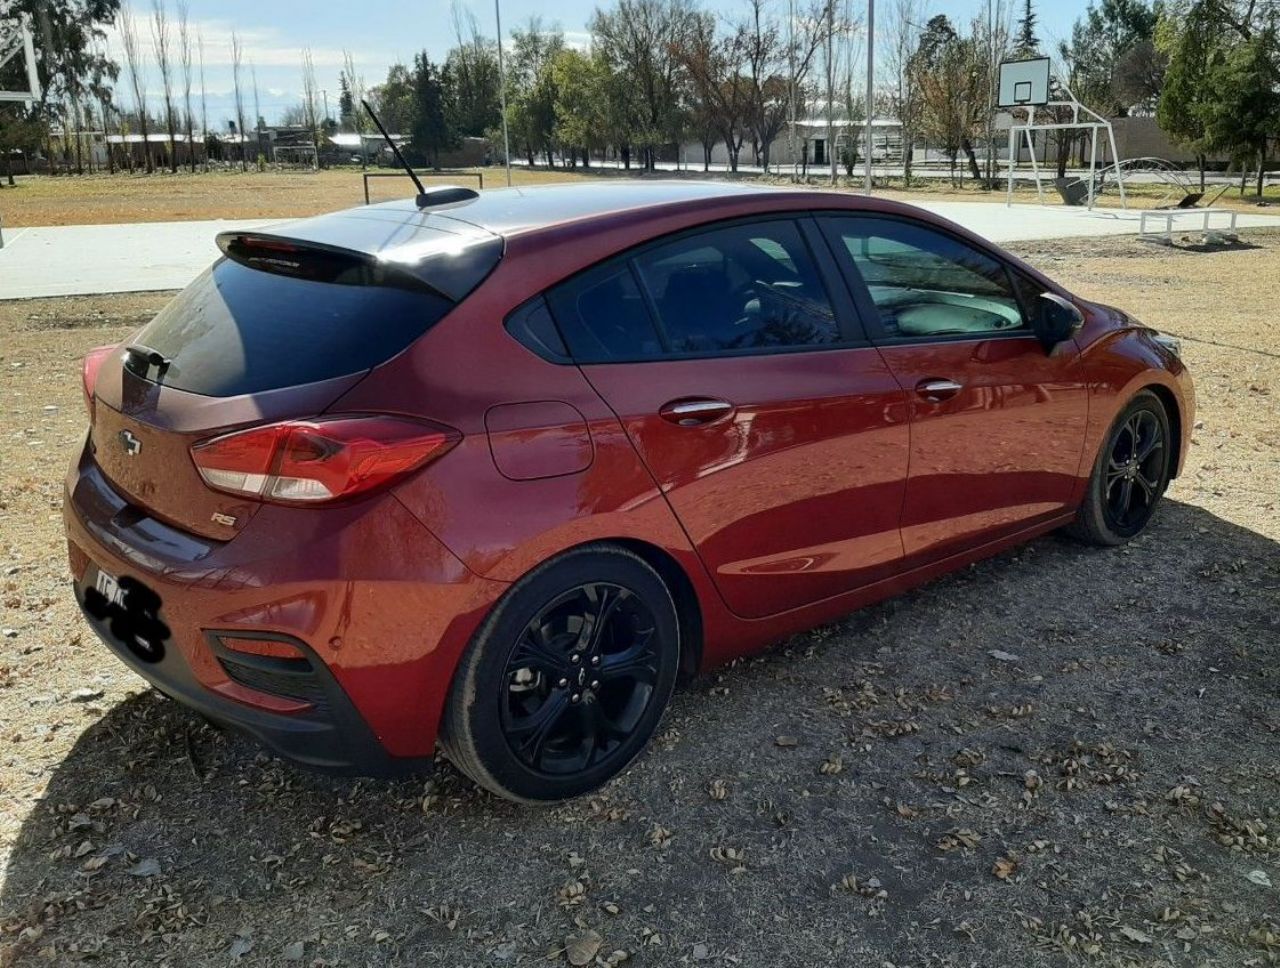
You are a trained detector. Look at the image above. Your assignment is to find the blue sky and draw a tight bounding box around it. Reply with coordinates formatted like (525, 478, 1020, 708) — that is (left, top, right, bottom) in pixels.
(103, 0, 1092, 130)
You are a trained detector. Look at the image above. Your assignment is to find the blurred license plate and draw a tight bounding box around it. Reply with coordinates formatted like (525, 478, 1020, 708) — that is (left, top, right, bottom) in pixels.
(94, 569, 126, 608)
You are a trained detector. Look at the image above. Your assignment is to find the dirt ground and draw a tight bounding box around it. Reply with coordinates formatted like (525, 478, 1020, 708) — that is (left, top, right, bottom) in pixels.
(4, 166, 1276, 227)
(0, 231, 1277, 967)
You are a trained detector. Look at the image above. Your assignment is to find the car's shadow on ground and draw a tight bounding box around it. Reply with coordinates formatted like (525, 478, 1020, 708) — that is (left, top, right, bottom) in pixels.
(3, 500, 1277, 966)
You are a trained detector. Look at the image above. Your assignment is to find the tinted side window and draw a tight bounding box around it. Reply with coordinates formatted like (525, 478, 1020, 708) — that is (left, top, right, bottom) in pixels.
(826, 216, 1026, 339)
(547, 263, 663, 362)
(634, 220, 840, 354)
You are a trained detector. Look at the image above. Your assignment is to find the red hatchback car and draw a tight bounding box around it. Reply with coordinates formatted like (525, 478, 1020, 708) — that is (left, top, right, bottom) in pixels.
(66, 182, 1192, 801)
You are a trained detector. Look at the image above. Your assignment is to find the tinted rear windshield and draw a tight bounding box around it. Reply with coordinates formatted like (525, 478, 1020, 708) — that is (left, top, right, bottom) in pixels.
(131, 258, 455, 397)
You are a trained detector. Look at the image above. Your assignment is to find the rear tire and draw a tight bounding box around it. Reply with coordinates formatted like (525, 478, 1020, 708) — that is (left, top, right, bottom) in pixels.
(440, 544, 680, 803)
(1065, 390, 1172, 546)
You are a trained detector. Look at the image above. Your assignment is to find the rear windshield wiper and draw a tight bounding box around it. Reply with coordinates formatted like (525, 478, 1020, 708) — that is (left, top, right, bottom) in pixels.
(123, 344, 172, 380)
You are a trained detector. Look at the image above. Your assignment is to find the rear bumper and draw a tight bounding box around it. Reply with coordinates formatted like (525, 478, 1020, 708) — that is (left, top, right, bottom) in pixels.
(76, 589, 408, 773)
(63, 441, 508, 772)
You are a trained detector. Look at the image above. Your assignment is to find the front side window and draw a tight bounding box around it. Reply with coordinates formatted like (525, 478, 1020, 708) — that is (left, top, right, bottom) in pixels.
(825, 216, 1026, 340)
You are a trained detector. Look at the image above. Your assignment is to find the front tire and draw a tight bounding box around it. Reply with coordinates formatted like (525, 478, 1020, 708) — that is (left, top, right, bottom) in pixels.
(440, 545, 680, 803)
(1066, 390, 1172, 546)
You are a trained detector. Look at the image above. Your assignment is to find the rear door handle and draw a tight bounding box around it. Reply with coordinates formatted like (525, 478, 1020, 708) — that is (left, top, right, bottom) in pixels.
(659, 398, 735, 426)
(915, 379, 963, 402)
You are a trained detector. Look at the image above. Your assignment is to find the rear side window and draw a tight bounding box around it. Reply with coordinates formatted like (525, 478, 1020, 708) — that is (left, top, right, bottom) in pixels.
(547, 263, 664, 361)
(825, 216, 1026, 339)
(132, 259, 455, 396)
(548, 219, 840, 362)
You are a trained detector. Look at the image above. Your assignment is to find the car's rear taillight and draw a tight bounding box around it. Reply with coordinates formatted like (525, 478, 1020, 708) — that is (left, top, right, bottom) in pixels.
(82, 345, 116, 417)
(190, 415, 459, 505)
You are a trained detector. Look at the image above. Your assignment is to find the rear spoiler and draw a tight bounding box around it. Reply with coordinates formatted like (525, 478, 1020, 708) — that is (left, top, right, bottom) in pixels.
(215, 231, 503, 302)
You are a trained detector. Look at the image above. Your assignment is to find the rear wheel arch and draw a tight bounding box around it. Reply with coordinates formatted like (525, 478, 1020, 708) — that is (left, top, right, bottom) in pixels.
(607, 538, 703, 680)
(470, 537, 703, 680)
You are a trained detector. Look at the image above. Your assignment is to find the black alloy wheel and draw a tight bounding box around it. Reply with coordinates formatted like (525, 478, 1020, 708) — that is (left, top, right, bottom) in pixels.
(1102, 408, 1166, 535)
(441, 545, 680, 803)
(500, 582, 660, 775)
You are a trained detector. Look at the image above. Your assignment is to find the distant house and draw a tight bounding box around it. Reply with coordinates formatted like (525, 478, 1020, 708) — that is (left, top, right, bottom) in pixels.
(677, 113, 906, 171)
(52, 130, 208, 170)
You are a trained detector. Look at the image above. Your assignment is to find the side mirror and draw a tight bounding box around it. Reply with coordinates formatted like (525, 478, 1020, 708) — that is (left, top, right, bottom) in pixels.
(1033, 292, 1084, 352)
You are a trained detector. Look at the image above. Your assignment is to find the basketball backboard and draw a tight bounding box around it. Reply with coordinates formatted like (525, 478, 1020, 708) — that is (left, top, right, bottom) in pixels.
(0, 17, 41, 107)
(998, 57, 1050, 108)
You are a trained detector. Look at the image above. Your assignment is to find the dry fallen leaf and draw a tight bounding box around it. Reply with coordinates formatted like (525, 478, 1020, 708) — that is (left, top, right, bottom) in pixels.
(566, 929, 603, 966)
(992, 856, 1019, 881)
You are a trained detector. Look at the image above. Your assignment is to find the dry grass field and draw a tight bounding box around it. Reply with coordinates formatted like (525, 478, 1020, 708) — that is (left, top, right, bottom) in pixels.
(4, 165, 1276, 228)
(0, 231, 1277, 966)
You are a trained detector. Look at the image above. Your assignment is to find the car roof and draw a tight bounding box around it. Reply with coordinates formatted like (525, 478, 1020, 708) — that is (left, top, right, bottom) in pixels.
(258, 181, 829, 259)
(404, 180, 779, 235)
(241, 180, 961, 286)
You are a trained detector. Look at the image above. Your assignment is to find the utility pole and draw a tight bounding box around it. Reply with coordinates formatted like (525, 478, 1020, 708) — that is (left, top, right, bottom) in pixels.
(495, 0, 513, 186)
(788, 0, 798, 181)
(863, 0, 874, 193)
(826, 0, 837, 182)
(321, 89, 330, 129)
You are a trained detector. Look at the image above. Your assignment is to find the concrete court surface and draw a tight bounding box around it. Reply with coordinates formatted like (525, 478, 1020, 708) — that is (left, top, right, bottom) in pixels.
(3, 200, 1280, 300)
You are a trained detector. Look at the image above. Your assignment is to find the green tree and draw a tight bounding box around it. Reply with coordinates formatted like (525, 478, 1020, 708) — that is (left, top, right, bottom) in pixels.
(551, 48, 615, 167)
(410, 53, 456, 166)
(1199, 24, 1280, 196)
(445, 10, 501, 137)
(591, 0, 695, 170)
(1061, 0, 1161, 117)
(4, 0, 120, 112)
(1016, 0, 1040, 54)
(1156, 0, 1225, 187)
(369, 63, 416, 134)
(338, 73, 355, 128)
(506, 18, 564, 166)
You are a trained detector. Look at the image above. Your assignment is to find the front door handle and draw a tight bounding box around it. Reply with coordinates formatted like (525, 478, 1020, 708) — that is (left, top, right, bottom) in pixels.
(915, 379, 964, 402)
(659, 397, 735, 426)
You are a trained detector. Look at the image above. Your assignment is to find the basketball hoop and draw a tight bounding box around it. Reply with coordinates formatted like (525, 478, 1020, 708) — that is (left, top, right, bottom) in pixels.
(997, 57, 1127, 211)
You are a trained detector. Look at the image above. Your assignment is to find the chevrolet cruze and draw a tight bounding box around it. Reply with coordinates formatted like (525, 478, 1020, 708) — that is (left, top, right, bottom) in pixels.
(65, 182, 1193, 802)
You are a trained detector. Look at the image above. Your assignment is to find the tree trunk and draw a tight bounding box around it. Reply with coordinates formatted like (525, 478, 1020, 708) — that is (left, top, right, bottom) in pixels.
(4, 150, 13, 186)
(1197, 153, 1205, 192)
(702, 141, 712, 171)
(761, 140, 771, 172)
(621, 144, 630, 170)
(961, 137, 982, 183)
(903, 128, 913, 186)
(1257, 147, 1266, 198)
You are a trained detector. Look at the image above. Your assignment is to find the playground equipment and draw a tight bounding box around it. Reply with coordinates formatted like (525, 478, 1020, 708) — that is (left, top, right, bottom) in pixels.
(999, 57, 1126, 211)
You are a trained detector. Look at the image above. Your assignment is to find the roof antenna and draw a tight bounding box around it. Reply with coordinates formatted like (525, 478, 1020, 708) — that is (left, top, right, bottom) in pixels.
(362, 98, 430, 207)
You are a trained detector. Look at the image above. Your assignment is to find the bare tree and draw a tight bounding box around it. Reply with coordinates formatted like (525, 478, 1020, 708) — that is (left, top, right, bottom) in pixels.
(343, 49, 369, 168)
(883, 0, 925, 183)
(151, 0, 178, 171)
(675, 11, 751, 170)
(177, 1, 196, 172)
(740, 0, 828, 173)
(231, 30, 248, 171)
(300, 47, 322, 170)
(197, 27, 209, 171)
(251, 63, 263, 165)
(118, 5, 153, 173)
